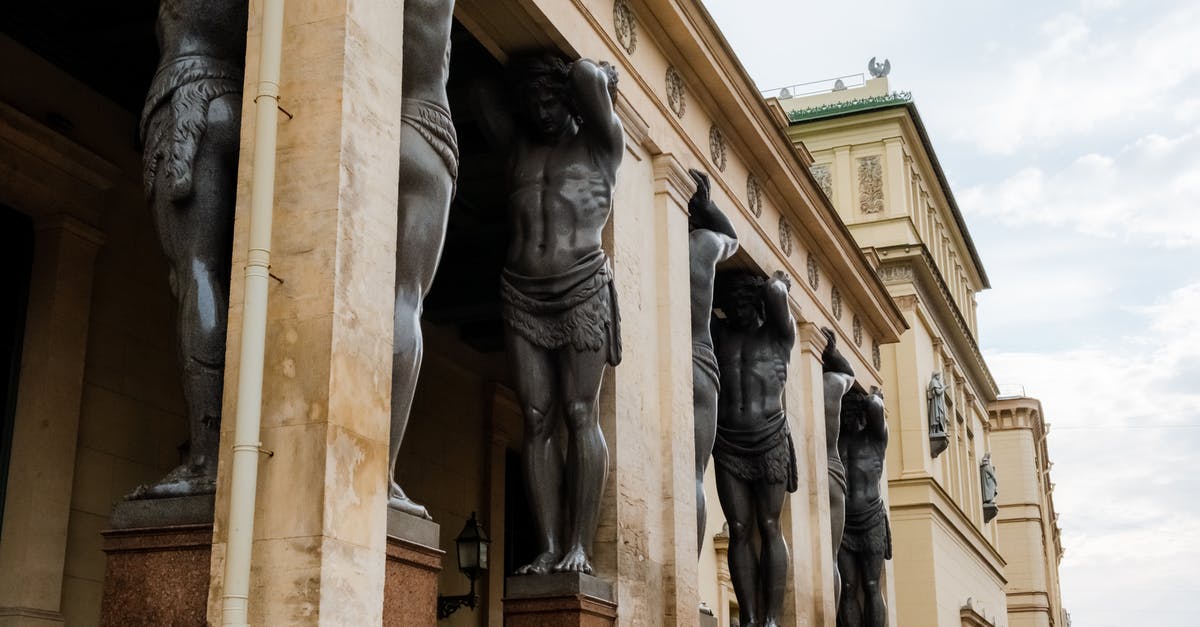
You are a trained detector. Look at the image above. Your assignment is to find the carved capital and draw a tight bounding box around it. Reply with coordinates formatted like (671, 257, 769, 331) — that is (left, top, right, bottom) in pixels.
(651, 153, 694, 208)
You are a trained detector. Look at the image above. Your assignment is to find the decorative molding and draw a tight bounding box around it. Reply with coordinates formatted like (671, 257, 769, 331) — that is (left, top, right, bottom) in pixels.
(872, 340, 881, 370)
(746, 173, 763, 217)
(777, 217, 793, 256)
(806, 253, 819, 290)
(787, 90, 913, 123)
(666, 66, 686, 119)
(651, 153, 694, 207)
(613, 0, 638, 54)
(614, 92, 655, 155)
(853, 315, 863, 347)
(858, 155, 884, 213)
(831, 286, 842, 320)
(810, 163, 833, 200)
(708, 124, 727, 172)
(877, 261, 913, 284)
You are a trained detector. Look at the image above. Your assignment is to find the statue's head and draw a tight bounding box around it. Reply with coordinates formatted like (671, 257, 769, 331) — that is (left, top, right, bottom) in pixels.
(841, 389, 868, 434)
(715, 270, 766, 329)
(509, 51, 576, 141)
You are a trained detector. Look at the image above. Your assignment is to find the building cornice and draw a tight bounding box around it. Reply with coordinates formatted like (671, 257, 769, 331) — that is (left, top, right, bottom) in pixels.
(889, 475, 1007, 580)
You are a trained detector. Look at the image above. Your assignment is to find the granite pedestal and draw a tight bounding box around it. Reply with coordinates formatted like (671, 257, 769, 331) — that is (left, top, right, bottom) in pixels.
(504, 573, 617, 627)
(99, 495, 215, 627)
(383, 510, 443, 627)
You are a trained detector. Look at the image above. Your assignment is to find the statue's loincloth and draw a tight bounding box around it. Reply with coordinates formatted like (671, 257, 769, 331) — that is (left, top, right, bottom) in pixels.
(713, 411, 798, 492)
(141, 55, 243, 202)
(692, 340, 720, 393)
(841, 497, 892, 559)
(828, 455, 847, 495)
(401, 97, 459, 183)
(500, 250, 622, 366)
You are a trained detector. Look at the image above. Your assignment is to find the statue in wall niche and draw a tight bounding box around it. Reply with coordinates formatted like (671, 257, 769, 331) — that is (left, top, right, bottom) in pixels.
(475, 51, 623, 575)
(712, 269, 797, 627)
(927, 372, 949, 458)
(837, 386, 890, 627)
(129, 0, 248, 499)
(387, 0, 459, 520)
(822, 328, 855, 609)
(686, 168, 739, 557)
(981, 452, 999, 523)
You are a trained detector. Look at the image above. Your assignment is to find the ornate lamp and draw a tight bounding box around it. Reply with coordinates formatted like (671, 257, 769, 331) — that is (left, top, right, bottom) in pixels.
(437, 512, 490, 619)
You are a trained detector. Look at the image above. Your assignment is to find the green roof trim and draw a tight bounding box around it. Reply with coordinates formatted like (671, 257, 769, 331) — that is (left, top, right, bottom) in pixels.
(786, 91, 913, 122)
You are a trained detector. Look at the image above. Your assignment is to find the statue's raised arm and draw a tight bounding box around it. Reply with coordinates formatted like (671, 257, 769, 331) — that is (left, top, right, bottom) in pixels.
(866, 386, 888, 445)
(569, 59, 623, 158)
(763, 271, 796, 344)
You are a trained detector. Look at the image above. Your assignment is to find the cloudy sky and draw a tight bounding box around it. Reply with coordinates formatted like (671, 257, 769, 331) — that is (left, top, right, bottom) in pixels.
(703, 0, 1200, 624)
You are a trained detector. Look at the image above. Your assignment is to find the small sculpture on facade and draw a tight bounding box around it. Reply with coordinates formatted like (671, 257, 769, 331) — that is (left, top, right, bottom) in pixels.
(822, 328, 855, 608)
(712, 269, 797, 627)
(386, 0, 459, 520)
(927, 372, 949, 458)
(478, 51, 624, 575)
(837, 386, 891, 627)
(130, 0, 248, 499)
(981, 453, 999, 523)
(867, 57, 891, 79)
(686, 169, 739, 556)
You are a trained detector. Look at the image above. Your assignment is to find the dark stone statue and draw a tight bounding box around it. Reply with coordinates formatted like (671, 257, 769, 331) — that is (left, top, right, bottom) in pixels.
(387, 0, 459, 520)
(821, 328, 855, 608)
(927, 372, 949, 458)
(837, 386, 890, 627)
(478, 51, 623, 575)
(131, 0, 247, 499)
(981, 452, 999, 523)
(686, 169, 739, 556)
(712, 269, 797, 627)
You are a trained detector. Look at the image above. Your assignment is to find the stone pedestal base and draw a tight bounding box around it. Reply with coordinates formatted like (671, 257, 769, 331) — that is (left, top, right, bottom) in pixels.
(504, 573, 617, 627)
(383, 510, 443, 627)
(99, 524, 212, 627)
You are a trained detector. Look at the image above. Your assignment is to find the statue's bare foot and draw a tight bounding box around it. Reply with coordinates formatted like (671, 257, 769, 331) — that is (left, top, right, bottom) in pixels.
(126, 459, 216, 500)
(388, 481, 431, 520)
(515, 552, 559, 576)
(553, 545, 593, 574)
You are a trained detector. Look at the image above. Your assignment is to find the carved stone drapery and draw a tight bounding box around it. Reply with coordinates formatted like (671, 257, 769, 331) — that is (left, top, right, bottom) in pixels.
(927, 373, 949, 458)
(981, 453, 999, 523)
(666, 66, 686, 118)
(811, 163, 833, 200)
(831, 286, 842, 320)
(777, 217, 793, 256)
(747, 174, 763, 217)
(613, 0, 637, 54)
(806, 253, 819, 290)
(857, 155, 883, 213)
(709, 125, 727, 172)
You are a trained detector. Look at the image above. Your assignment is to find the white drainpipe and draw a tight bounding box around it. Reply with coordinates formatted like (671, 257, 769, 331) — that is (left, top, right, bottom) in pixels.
(221, 0, 285, 624)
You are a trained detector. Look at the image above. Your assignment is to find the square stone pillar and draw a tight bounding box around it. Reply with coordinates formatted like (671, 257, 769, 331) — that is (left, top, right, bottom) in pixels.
(205, 0, 405, 623)
(0, 216, 103, 626)
(382, 512, 442, 627)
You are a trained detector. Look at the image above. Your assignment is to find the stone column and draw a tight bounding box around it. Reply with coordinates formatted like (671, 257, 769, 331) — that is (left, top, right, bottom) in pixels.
(782, 322, 835, 627)
(205, 0, 405, 623)
(0, 216, 103, 627)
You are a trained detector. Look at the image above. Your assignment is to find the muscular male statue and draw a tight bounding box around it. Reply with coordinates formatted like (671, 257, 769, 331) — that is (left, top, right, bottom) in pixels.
(133, 0, 247, 498)
(387, 0, 458, 519)
(837, 387, 890, 627)
(481, 51, 623, 575)
(822, 328, 856, 608)
(686, 169, 739, 556)
(712, 270, 797, 627)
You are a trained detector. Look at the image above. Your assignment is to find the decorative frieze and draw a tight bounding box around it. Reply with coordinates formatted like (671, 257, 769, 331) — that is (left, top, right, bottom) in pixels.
(806, 253, 819, 290)
(709, 124, 727, 171)
(872, 340, 881, 370)
(613, 0, 638, 54)
(831, 286, 842, 320)
(857, 155, 883, 213)
(778, 217, 793, 256)
(666, 66, 686, 119)
(853, 315, 863, 347)
(877, 262, 913, 284)
(747, 174, 763, 217)
(811, 163, 833, 200)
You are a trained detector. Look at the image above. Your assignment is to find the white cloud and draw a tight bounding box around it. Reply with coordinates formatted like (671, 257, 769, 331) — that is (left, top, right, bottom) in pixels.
(959, 130, 1200, 247)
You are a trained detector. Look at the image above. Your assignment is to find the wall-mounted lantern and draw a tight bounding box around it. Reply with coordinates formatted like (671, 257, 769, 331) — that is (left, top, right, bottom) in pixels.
(437, 512, 490, 620)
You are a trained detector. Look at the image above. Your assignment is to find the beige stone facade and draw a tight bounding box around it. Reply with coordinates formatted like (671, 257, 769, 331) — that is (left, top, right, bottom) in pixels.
(988, 397, 1069, 627)
(785, 79, 1010, 627)
(0, 2, 913, 626)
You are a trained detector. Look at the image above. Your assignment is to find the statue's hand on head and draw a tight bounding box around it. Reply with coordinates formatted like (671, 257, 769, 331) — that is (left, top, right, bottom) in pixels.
(771, 270, 792, 291)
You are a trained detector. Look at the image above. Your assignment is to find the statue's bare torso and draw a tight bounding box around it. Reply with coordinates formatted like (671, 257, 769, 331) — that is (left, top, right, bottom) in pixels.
(713, 324, 789, 430)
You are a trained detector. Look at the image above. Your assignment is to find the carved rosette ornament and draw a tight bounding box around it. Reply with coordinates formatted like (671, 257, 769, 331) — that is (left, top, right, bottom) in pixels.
(857, 155, 884, 213)
(666, 66, 686, 119)
(747, 174, 763, 217)
(613, 0, 637, 54)
(872, 341, 881, 370)
(806, 253, 819, 290)
(778, 217, 793, 256)
(853, 315, 863, 347)
(709, 125, 727, 172)
(831, 286, 842, 320)
(811, 163, 833, 200)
